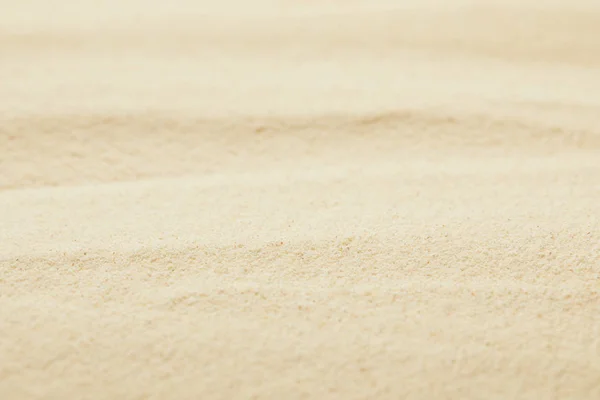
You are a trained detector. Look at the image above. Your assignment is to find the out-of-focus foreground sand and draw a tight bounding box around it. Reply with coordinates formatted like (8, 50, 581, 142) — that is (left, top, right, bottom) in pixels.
(1, 0, 600, 399)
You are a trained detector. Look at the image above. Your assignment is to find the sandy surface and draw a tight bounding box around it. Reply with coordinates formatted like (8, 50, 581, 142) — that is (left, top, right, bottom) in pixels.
(1, 0, 600, 399)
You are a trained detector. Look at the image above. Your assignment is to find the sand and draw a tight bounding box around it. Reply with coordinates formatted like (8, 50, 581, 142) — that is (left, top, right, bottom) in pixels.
(1, 0, 600, 398)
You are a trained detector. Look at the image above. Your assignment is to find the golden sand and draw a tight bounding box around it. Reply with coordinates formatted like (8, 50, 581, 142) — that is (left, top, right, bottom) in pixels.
(1, 1, 599, 398)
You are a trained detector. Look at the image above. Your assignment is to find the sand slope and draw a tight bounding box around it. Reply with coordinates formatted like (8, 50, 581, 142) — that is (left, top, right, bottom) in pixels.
(1, 1, 600, 399)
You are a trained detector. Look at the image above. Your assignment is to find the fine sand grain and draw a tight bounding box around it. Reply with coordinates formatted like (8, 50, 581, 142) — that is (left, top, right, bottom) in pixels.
(1, 1, 600, 399)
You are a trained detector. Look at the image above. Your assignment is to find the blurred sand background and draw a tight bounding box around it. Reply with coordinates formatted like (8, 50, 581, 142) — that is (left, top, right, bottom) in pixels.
(1, 0, 600, 399)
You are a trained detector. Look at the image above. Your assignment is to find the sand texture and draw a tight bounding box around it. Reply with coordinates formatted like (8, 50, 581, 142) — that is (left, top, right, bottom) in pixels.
(1, 0, 600, 399)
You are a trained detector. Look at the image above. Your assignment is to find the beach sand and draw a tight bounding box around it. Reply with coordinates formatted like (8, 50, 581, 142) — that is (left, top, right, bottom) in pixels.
(1, 0, 600, 398)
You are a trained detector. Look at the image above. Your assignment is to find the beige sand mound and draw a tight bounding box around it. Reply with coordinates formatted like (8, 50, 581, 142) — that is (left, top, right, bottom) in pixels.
(1, 0, 600, 399)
